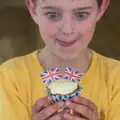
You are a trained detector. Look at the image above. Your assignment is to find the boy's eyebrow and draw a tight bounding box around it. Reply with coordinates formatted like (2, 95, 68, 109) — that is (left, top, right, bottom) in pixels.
(74, 6, 92, 11)
(41, 6, 92, 11)
(41, 6, 60, 10)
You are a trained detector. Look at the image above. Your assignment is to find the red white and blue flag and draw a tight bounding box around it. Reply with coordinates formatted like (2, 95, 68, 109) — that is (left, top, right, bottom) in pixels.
(40, 68, 62, 84)
(64, 67, 84, 83)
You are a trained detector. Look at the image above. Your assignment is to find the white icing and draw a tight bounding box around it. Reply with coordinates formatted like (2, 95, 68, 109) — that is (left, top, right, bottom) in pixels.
(48, 79, 77, 95)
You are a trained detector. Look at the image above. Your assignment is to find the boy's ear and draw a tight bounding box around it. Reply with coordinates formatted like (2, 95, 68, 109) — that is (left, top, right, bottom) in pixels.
(25, 0, 38, 24)
(96, 0, 110, 22)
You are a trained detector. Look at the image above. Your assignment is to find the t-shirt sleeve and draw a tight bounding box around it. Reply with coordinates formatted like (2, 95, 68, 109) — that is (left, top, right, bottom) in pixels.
(0, 65, 31, 120)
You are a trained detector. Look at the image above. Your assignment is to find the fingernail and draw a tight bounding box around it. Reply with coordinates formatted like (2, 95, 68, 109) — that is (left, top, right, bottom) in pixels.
(73, 96, 78, 101)
(58, 102, 64, 107)
(65, 101, 71, 106)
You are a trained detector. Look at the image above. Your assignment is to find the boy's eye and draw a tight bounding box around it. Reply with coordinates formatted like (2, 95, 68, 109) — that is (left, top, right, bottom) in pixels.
(44, 12, 60, 20)
(75, 12, 90, 20)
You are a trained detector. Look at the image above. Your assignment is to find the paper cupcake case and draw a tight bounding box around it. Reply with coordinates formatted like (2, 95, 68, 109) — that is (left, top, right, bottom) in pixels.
(48, 87, 83, 103)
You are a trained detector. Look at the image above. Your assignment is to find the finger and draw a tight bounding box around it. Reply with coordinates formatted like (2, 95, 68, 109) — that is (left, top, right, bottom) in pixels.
(92, 110, 99, 120)
(65, 101, 93, 119)
(37, 102, 64, 120)
(63, 113, 86, 120)
(32, 96, 50, 113)
(72, 96, 97, 111)
(48, 112, 63, 120)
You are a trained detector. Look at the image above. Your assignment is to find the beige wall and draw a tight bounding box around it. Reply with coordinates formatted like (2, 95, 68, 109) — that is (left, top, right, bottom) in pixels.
(0, 0, 120, 64)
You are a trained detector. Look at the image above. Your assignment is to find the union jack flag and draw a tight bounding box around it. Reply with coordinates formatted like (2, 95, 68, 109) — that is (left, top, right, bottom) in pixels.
(40, 68, 62, 85)
(63, 67, 84, 83)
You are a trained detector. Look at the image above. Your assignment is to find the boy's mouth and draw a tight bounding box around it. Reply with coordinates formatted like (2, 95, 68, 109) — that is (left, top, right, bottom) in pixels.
(56, 39, 77, 47)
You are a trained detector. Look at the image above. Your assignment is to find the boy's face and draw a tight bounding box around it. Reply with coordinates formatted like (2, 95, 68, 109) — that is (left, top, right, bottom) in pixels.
(33, 0, 102, 59)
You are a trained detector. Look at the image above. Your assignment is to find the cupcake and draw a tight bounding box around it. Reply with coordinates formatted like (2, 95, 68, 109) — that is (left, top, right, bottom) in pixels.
(40, 67, 84, 103)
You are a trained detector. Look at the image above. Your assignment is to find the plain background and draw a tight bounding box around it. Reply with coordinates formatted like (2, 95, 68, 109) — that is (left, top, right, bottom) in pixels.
(0, 0, 120, 64)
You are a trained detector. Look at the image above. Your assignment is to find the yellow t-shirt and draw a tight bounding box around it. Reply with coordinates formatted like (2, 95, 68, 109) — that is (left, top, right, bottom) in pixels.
(0, 50, 120, 120)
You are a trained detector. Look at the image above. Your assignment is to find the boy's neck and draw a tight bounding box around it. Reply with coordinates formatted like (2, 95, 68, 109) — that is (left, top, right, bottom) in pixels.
(38, 47, 92, 74)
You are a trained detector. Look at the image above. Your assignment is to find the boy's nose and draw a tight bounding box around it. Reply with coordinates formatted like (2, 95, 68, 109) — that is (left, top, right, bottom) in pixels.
(60, 16, 75, 36)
